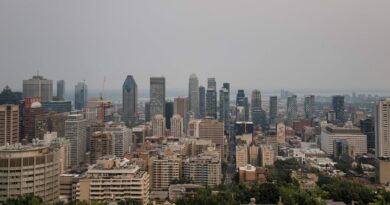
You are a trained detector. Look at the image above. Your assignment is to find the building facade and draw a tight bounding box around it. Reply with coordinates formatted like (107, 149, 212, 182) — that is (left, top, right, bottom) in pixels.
(23, 74, 53, 102)
(122, 75, 138, 126)
(150, 77, 166, 118)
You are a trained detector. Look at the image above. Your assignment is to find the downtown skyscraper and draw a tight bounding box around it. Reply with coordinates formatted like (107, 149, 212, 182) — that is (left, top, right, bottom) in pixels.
(56, 80, 65, 99)
(23, 74, 53, 102)
(206, 78, 217, 119)
(188, 74, 200, 118)
(332, 95, 345, 125)
(75, 81, 88, 110)
(269, 96, 278, 125)
(304, 95, 315, 120)
(236, 90, 249, 121)
(286, 95, 297, 126)
(150, 77, 166, 118)
(251, 89, 266, 128)
(219, 83, 230, 131)
(199, 86, 206, 118)
(122, 75, 138, 126)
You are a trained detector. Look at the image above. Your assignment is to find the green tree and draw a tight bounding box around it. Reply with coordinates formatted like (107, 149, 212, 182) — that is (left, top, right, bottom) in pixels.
(5, 193, 44, 205)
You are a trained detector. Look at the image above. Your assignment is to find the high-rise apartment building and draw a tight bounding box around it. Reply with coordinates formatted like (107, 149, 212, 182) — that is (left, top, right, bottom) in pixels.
(236, 144, 248, 169)
(199, 119, 225, 159)
(199, 86, 206, 118)
(65, 112, 87, 167)
(286, 95, 297, 126)
(171, 114, 184, 137)
(183, 150, 221, 187)
(174, 97, 189, 118)
(150, 77, 166, 118)
(0, 104, 19, 146)
(104, 122, 132, 158)
(376, 99, 390, 158)
(0, 144, 60, 204)
(269, 96, 278, 125)
(149, 156, 180, 191)
(276, 122, 286, 144)
(76, 158, 150, 205)
(23, 98, 43, 142)
(260, 145, 275, 167)
(304, 95, 315, 120)
(23, 74, 53, 101)
(332, 95, 345, 124)
(122, 75, 138, 126)
(188, 74, 200, 117)
(57, 80, 65, 99)
(74, 82, 88, 111)
(152, 114, 165, 137)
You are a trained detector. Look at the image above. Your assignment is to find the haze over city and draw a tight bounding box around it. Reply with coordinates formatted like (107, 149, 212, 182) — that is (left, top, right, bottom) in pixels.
(1, 0, 390, 92)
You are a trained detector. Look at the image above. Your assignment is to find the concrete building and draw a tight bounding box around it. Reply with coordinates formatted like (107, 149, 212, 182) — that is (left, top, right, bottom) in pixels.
(23, 99, 43, 143)
(65, 112, 87, 167)
(0, 104, 19, 146)
(249, 144, 259, 166)
(219, 86, 230, 131)
(320, 124, 367, 156)
(74, 82, 88, 111)
(0, 144, 60, 204)
(260, 145, 275, 167)
(198, 118, 225, 159)
(174, 97, 189, 118)
(276, 122, 286, 144)
(152, 114, 165, 137)
(122, 75, 138, 126)
(183, 150, 221, 187)
(377, 159, 390, 184)
(375, 98, 390, 158)
(236, 144, 248, 169)
(149, 156, 180, 191)
(23, 74, 53, 101)
(90, 131, 112, 164)
(188, 74, 200, 118)
(35, 112, 68, 139)
(150, 77, 166, 118)
(171, 114, 184, 137)
(76, 158, 150, 205)
(239, 165, 268, 185)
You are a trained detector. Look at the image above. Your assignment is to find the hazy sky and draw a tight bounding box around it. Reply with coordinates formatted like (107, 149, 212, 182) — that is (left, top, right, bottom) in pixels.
(1, 0, 389, 93)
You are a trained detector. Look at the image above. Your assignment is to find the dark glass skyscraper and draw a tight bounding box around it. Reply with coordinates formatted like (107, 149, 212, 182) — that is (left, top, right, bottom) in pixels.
(206, 78, 217, 119)
(304, 95, 315, 120)
(75, 82, 88, 110)
(56, 80, 65, 99)
(286, 95, 297, 126)
(219, 83, 230, 131)
(122, 75, 138, 126)
(360, 116, 375, 150)
(332, 95, 345, 124)
(269, 96, 277, 125)
(199, 86, 206, 118)
(150, 77, 166, 118)
(165, 101, 174, 129)
(236, 90, 249, 121)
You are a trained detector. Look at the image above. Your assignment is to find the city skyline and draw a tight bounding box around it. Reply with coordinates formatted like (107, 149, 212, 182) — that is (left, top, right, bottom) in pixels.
(1, 1, 390, 91)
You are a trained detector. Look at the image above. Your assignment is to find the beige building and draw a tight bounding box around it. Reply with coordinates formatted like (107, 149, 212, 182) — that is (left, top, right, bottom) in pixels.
(149, 155, 180, 191)
(239, 165, 268, 185)
(236, 144, 248, 169)
(0, 104, 19, 146)
(0, 144, 60, 204)
(23, 74, 53, 101)
(152, 114, 165, 137)
(260, 145, 275, 167)
(171, 114, 184, 137)
(188, 120, 201, 137)
(183, 149, 221, 187)
(174, 97, 189, 118)
(376, 99, 390, 158)
(104, 122, 132, 158)
(320, 124, 367, 156)
(377, 159, 390, 184)
(198, 119, 225, 160)
(276, 122, 286, 144)
(76, 157, 150, 205)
